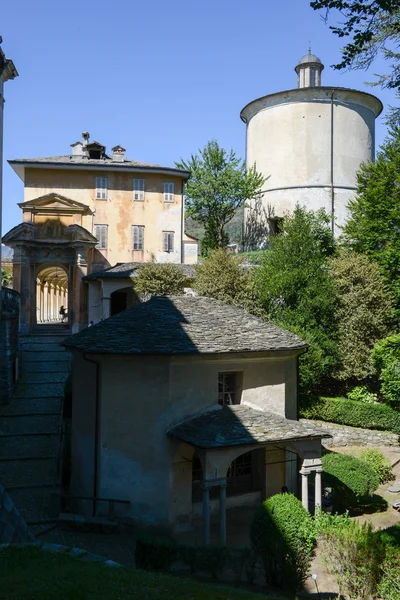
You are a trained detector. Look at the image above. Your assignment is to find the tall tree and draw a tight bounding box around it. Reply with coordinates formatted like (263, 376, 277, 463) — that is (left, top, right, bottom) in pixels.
(310, 1, 400, 91)
(176, 140, 265, 251)
(342, 126, 400, 314)
(256, 206, 339, 392)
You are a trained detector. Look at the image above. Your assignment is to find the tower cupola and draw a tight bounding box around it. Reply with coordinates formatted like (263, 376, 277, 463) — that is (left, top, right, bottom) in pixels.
(295, 49, 324, 88)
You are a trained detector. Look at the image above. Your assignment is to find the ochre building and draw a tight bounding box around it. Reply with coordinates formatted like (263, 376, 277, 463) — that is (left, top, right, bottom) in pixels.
(3, 133, 197, 333)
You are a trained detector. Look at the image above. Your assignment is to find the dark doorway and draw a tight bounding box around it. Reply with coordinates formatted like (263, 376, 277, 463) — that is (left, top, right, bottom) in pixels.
(110, 290, 128, 316)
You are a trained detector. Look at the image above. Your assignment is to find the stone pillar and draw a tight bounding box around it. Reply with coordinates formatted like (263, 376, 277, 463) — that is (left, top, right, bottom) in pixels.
(43, 283, 49, 323)
(49, 285, 54, 321)
(219, 482, 227, 546)
(300, 468, 309, 511)
(202, 483, 210, 545)
(102, 297, 111, 320)
(315, 468, 322, 510)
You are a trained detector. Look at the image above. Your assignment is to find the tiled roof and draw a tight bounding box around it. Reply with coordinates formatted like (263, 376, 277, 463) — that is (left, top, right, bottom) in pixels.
(62, 295, 307, 355)
(84, 262, 196, 281)
(168, 405, 331, 449)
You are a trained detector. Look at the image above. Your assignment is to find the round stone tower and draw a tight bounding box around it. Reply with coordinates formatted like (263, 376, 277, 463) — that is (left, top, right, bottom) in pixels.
(241, 50, 383, 242)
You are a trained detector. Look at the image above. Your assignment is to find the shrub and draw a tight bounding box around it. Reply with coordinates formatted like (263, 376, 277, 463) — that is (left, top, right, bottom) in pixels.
(300, 395, 400, 434)
(378, 545, 400, 600)
(359, 449, 395, 484)
(347, 385, 377, 404)
(135, 535, 180, 572)
(250, 493, 315, 590)
(371, 335, 400, 408)
(318, 518, 386, 599)
(322, 452, 379, 509)
(134, 263, 190, 296)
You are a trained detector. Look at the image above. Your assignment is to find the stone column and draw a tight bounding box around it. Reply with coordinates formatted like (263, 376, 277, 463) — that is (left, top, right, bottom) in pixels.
(219, 481, 227, 546)
(315, 468, 323, 510)
(202, 483, 210, 545)
(102, 297, 111, 320)
(43, 283, 49, 323)
(300, 467, 309, 511)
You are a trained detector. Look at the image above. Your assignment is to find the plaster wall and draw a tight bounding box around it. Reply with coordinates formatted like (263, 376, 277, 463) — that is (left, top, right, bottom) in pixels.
(243, 88, 379, 234)
(24, 168, 185, 264)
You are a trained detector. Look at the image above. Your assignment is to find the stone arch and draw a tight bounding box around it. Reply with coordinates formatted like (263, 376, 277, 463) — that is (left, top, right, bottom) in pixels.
(110, 286, 139, 317)
(36, 264, 69, 324)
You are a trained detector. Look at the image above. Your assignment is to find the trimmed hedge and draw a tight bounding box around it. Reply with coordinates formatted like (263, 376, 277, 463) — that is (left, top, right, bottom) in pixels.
(250, 493, 315, 591)
(300, 395, 400, 435)
(322, 452, 379, 510)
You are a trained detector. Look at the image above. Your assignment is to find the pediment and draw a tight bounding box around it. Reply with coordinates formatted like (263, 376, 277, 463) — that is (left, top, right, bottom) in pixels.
(3, 221, 98, 246)
(18, 193, 92, 214)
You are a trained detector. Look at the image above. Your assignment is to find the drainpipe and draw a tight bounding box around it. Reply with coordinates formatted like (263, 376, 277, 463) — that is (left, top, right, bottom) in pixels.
(83, 352, 100, 517)
(180, 180, 185, 263)
(330, 91, 336, 236)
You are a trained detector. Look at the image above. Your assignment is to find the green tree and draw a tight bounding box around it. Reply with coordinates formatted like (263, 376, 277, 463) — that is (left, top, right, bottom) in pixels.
(342, 127, 400, 314)
(176, 140, 265, 250)
(193, 249, 261, 315)
(134, 263, 190, 296)
(256, 206, 339, 392)
(310, 1, 400, 89)
(371, 334, 400, 407)
(331, 250, 393, 385)
(1, 266, 13, 288)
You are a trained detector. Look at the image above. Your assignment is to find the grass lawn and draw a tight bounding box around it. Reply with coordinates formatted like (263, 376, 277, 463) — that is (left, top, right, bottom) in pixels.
(0, 546, 272, 600)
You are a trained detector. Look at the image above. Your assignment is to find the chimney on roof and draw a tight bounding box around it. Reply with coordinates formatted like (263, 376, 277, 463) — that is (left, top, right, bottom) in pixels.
(111, 145, 126, 162)
(81, 132, 90, 159)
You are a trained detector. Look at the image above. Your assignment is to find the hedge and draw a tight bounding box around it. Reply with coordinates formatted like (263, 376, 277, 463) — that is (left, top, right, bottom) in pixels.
(250, 493, 315, 591)
(300, 395, 400, 435)
(322, 452, 380, 510)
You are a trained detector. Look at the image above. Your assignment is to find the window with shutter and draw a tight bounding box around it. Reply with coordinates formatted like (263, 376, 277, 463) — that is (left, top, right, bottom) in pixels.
(132, 225, 145, 251)
(133, 178, 145, 201)
(163, 231, 174, 253)
(95, 176, 108, 200)
(95, 225, 108, 249)
(163, 182, 174, 202)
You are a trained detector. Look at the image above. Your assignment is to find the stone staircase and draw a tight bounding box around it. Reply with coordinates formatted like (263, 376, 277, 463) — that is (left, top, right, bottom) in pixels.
(0, 324, 71, 535)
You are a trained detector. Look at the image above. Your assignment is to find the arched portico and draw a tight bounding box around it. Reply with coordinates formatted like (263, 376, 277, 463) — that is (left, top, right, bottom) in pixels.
(36, 265, 69, 324)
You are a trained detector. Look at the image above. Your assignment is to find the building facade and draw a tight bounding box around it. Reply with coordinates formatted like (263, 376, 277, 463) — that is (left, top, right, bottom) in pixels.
(242, 51, 383, 244)
(3, 133, 197, 333)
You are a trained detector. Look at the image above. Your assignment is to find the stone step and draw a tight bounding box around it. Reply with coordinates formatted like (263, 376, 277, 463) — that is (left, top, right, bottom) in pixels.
(20, 372, 69, 384)
(13, 383, 65, 399)
(22, 351, 71, 364)
(0, 434, 59, 458)
(22, 361, 70, 374)
(0, 458, 57, 487)
(21, 343, 66, 352)
(0, 414, 59, 434)
(0, 398, 62, 416)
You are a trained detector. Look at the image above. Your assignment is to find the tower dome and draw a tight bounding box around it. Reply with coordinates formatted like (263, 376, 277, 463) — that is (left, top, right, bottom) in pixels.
(295, 49, 324, 87)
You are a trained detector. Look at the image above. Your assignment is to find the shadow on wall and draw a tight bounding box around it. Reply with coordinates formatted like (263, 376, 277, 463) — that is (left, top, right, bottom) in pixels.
(243, 197, 275, 250)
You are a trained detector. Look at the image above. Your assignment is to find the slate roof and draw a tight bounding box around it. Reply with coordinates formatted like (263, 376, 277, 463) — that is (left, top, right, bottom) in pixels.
(168, 405, 331, 449)
(63, 295, 307, 355)
(84, 262, 196, 281)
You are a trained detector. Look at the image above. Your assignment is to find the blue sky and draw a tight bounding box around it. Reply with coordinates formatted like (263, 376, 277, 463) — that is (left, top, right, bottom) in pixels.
(1, 0, 397, 234)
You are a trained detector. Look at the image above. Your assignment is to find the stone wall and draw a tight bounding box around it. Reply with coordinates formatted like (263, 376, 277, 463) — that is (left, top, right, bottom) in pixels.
(0, 288, 20, 403)
(0, 482, 34, 543)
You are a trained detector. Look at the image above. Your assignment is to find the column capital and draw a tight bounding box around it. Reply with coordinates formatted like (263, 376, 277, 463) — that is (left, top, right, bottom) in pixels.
(201, 477, 227, 490)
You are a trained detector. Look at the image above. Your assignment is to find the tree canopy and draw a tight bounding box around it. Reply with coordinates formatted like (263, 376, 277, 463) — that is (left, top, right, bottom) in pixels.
(342, 126, 400, 314)
(176, 140, 265, 251)
(310, 1, 400, 91)
(133, 263, 190, 296)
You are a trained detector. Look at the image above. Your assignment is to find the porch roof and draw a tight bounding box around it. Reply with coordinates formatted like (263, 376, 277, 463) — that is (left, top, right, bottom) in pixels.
(167, 405, 331, 449)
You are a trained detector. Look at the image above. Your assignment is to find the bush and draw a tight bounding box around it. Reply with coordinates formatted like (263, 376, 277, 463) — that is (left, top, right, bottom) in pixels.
(378, 545, 400, 600)
(359, 449, 395, 484)
(300, 395, 400, 434)
(134, 263, 190, 296)
(250, 493, 315, 590)
(347, 385, 377, 404)
(322, 452, 379, 509)
(371, 335, 400, 408)
(135, 535, 180, 572)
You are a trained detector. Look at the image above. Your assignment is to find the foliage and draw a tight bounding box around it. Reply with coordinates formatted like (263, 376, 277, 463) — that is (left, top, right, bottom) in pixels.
(322, 452, 380, 509)
(371, 334, 400, 408)
(378, 545, 400, 600)
(0, 545, 268, 600)
(347, 385, 378, 404)
(256, 205, 339, 393)
(330, 251, 393, 384)
(1, 265, 13, 287)
(176, 140, 265, 249)
(343, 127, 400, 314)
(317, 517, 386, 599)
(133, 263, 190, 297)
(300, 394, 400, 433)
(359, 448, 395, 484)
(310, 1, 400, 91)
(250, 493, 315, 590)
(193, 249, 261, 315)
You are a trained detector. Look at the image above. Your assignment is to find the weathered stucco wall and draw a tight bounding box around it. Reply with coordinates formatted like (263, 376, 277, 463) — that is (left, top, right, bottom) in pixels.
(24, 168, 185, 264)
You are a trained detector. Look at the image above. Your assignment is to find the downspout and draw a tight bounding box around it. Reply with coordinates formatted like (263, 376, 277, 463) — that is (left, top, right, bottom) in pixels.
(83, 352, 100, 517)
(180, 179, 185, 263)
(330, 91, 335, 236)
